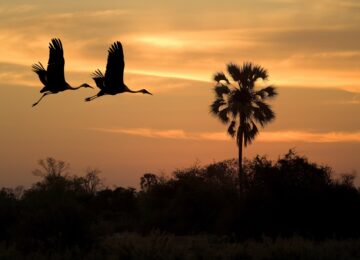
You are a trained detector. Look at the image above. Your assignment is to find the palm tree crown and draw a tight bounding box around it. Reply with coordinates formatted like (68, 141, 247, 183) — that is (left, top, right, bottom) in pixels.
(210, 62, 277, 192)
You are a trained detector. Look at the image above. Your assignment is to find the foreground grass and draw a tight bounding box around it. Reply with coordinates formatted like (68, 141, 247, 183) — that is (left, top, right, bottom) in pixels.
(1, 233, 360, 259)
(101, 233, 360, 260)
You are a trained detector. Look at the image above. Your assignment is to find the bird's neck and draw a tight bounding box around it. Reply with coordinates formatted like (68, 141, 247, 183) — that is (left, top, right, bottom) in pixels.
(125, 85, 149, 94)
(69, 84, 88, 90)
(126, 86, 143, 93)
(129, 89, 143, 93)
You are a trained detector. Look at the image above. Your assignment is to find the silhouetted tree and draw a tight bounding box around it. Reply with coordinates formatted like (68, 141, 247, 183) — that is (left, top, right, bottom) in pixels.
(81, 168, 104, 194)
(210, 62, 277, 193)
(338, 172, 356, 187)
(0, 188, 19, 243)
(1, 154, 359, 255)
(140, 173, 159, 192)
(32, 157, 69, 177)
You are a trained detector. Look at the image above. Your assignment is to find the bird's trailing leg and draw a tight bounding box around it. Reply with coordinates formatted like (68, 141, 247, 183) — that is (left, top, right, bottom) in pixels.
(32, 92, 52, 107)
(85, 94, 100, 102)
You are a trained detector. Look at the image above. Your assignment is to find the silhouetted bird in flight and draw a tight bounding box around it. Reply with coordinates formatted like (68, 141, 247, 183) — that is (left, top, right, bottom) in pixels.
(85, 41, 152, 102)
(32, 38, 93, 107)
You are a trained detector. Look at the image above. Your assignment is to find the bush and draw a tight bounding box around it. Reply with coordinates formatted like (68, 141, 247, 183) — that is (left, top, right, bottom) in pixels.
(0, 152, 359, 255)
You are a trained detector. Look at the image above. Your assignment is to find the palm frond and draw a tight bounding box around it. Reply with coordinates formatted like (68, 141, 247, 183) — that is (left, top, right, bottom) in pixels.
(230, 106, 239, 117)
(251, 64, 268, 82)
(228, 90, 241, 117)
(243, 121, 259, 146)
(256, 85, 277, 99)
(227, 120, 237, 137)
(253, 101, 275, 126)
(240, 62, 252, 77)
(229, 89, 254, 117)
(227, 63, 241, 82)
(210, 98, 226, 115)
(218, 108, 230, 124)
(214, 84, 230, 97)
(213, 72, 230, 84)
(239, 62, 252, 88)
(256, 101, 275, 119)
(238, 62, 269, 89)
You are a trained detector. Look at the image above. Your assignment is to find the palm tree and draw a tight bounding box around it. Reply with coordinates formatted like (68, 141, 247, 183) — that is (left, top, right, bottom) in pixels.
(210, 62, 277, 194)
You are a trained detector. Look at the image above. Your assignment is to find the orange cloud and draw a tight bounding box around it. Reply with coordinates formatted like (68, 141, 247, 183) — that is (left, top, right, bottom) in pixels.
(1, 0, 360, 92)
(91, 128, 360, 143)
(258, 131, 360, 143)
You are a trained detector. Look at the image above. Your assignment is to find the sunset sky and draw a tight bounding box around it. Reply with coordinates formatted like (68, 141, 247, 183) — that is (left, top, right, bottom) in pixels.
(0, 0, 359, 188)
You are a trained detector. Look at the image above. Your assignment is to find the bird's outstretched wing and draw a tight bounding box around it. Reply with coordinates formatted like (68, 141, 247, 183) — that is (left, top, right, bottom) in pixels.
(47, 38, 65, 87)
(32, 62, 47, 87)
(104, 41, 125, 90)
(92, 69, 105, 89)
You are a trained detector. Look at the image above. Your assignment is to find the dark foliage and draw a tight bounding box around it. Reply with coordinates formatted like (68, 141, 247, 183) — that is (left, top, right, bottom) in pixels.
(0, 152, 359, 254)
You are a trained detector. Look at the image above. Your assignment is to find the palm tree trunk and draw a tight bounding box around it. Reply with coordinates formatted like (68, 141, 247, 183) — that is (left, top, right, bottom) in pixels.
(238, 115, 245, 195)
(238, 130, 243, 194)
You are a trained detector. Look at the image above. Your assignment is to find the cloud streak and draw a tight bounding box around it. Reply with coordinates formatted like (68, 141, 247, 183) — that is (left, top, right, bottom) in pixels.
(91, 128, 360, 143)
(1, 0, 360, 91)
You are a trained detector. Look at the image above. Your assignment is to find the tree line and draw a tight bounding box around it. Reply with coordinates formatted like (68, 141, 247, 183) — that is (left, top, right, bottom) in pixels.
(0, 151, 359, 253)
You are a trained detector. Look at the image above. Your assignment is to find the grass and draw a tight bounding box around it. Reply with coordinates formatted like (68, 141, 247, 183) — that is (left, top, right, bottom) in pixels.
(100, 232, 360, 260)
(2, 232, 359, 259)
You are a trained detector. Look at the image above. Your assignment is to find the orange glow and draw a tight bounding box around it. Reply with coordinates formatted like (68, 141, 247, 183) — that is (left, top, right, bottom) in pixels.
(0, 0, 359, 187)
(91, 128, 360, 143)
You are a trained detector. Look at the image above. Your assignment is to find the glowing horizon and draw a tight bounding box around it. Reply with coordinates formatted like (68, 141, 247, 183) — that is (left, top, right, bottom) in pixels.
(90, 127, 360, 143)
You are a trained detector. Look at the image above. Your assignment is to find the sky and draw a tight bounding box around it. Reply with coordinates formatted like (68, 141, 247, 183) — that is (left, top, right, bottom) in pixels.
(0, 0, 359, 188)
